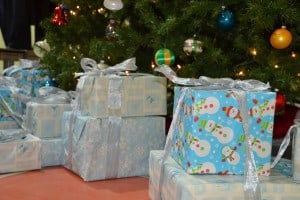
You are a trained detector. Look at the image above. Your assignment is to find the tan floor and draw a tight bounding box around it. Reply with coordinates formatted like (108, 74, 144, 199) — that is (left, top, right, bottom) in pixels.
(0, 167, 150, 200)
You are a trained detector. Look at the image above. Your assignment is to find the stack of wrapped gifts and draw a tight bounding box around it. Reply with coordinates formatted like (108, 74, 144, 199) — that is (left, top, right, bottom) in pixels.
(0, 59, 71, 173)
(149, 65, 300, 199)
(61, 57, 167, 181)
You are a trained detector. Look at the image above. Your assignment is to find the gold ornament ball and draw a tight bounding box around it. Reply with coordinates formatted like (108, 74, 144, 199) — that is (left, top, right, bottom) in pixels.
(270, 26, 292, 49)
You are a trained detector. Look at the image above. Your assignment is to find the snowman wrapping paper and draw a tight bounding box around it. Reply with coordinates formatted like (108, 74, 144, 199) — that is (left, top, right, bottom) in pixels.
(171, 86, 276, 175)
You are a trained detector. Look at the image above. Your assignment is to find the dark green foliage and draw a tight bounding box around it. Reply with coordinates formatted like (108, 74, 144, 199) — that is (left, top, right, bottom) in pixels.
(41, 0, 300, 103)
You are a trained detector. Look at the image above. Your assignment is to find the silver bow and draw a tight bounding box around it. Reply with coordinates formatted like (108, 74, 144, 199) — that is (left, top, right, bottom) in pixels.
(155, 65, 270, 91)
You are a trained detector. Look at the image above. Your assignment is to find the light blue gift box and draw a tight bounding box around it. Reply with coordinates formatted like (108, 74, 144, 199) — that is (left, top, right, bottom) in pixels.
(61, 111, 166, 181)
(4, 59, 52, 97)
(149, 150, 300, 200)
(24, 102, 71, 138)
(171, 86, 276, 175)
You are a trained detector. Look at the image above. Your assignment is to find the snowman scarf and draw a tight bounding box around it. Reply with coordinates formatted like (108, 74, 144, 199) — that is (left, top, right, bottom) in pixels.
(155, 65, 271, 200)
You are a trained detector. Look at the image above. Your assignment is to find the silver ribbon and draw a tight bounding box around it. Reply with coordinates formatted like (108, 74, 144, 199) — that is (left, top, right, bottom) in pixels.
(155, 65, 270, 200)
(271, 119, 300, 181)
(2, 59, 40, 76)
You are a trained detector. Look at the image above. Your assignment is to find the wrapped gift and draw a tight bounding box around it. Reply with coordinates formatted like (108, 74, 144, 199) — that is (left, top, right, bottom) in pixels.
(62, 112, 166, 181)
(3, 59, 52, 97)
(24, 102, 71, 138)
(0, 87, 24, 126)
(0, 133, 41, 173)
(149, 150, 300, 200)
(76, 57, 167, 117)
(61, 111, 74, 170)
(41, 138, 63, 167)
(171, 87, 276, 175)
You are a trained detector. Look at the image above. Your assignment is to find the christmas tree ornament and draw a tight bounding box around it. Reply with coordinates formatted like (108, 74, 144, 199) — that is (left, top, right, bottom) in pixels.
(217, 6, 235, 30)
(275, 92, 286, 114)
(51, 5, 68, 26)
(103, 0, 123, 11)
(183, 37, 203, 55)
(154, 48, 175, 66)
(105, 19, 118, 40)
(270, 26, 293, 49)
(33, 40, 51, 58)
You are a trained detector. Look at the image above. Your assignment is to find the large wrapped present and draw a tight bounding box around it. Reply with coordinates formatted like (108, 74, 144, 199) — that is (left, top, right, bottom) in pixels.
(3, 59, 52, 97)
(149, 150, 300, 200)
(61, 111, 73, 170)
(41, 138, 63, 167)
(0, 133, 41, 173)
(171, 86, 276, 175)
(75, 58, 167, 118)
(24, 102, 71, 138)
(62, 112, 166, 181)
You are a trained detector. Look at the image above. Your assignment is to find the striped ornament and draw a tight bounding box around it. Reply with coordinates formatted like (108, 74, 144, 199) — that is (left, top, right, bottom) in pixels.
(154, 48, 175, 66)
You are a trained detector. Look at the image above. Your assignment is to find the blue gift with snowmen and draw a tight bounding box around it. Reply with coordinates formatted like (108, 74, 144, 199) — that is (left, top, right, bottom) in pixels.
(171, 86, 276, 175)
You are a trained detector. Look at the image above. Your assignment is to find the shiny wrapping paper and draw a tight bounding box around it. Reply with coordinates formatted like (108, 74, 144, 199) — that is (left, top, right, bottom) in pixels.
(62, 111, 166, 181)
(0, 133, 41, 173)
(149, 150, 300, 200)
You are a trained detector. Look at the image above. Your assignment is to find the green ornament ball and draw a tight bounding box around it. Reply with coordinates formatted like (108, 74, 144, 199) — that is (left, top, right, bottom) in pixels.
(154, 48, 175, 66)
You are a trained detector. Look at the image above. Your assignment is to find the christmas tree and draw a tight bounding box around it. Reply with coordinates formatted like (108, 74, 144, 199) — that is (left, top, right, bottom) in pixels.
(40, 0, 300, 111)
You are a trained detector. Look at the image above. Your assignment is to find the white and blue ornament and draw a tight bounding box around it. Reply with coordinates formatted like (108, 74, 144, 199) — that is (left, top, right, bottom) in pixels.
(217, 6, 235, 30)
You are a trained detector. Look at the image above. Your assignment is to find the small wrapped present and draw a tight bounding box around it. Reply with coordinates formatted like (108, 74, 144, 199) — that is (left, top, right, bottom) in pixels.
(149, 150, 300, 200)
(0, 133, 41, 173)
(41, 138, 63, 167)
(24, 102, 71, 138)
(62, 112, 166, 181)
(2, 59, 52, 97)
(23, 86, 73, 138)
(75, 58, 167, 118)
(171, 86, 275, 175)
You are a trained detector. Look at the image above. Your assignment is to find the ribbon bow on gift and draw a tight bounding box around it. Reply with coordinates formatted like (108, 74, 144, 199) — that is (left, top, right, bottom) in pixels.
(75, 57, 137, 78)
(155, 65, 271, 200)
(155, 64, 270, 90)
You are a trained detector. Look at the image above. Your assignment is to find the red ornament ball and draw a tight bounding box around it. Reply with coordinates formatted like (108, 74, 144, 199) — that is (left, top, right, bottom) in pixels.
(275, 92, 286, 113)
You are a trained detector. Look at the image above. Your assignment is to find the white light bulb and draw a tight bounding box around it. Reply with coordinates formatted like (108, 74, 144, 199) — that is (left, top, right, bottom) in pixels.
(103, 0, 123, 11)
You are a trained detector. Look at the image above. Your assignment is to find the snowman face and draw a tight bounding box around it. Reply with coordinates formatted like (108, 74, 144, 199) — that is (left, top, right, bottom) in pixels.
(222, 146, 240, 165)
(228, 107, 239, 118)
(250, 106, 260, 117)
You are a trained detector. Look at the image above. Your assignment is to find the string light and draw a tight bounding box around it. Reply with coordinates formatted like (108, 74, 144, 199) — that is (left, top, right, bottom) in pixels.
(237, 70, 245, 77)
(70, 10, 76, 16)
(297, 73, 300, 77)
(274, 64, 279, 69)
(125, 70, 130, 76)
(151, 62, 155, 69)
(73, 56, 76, 60)
(98, 7, 105, 14)
(250, 48, 257, 56)
(176, 64, 182, 69)
(291, 51, 296, 58)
